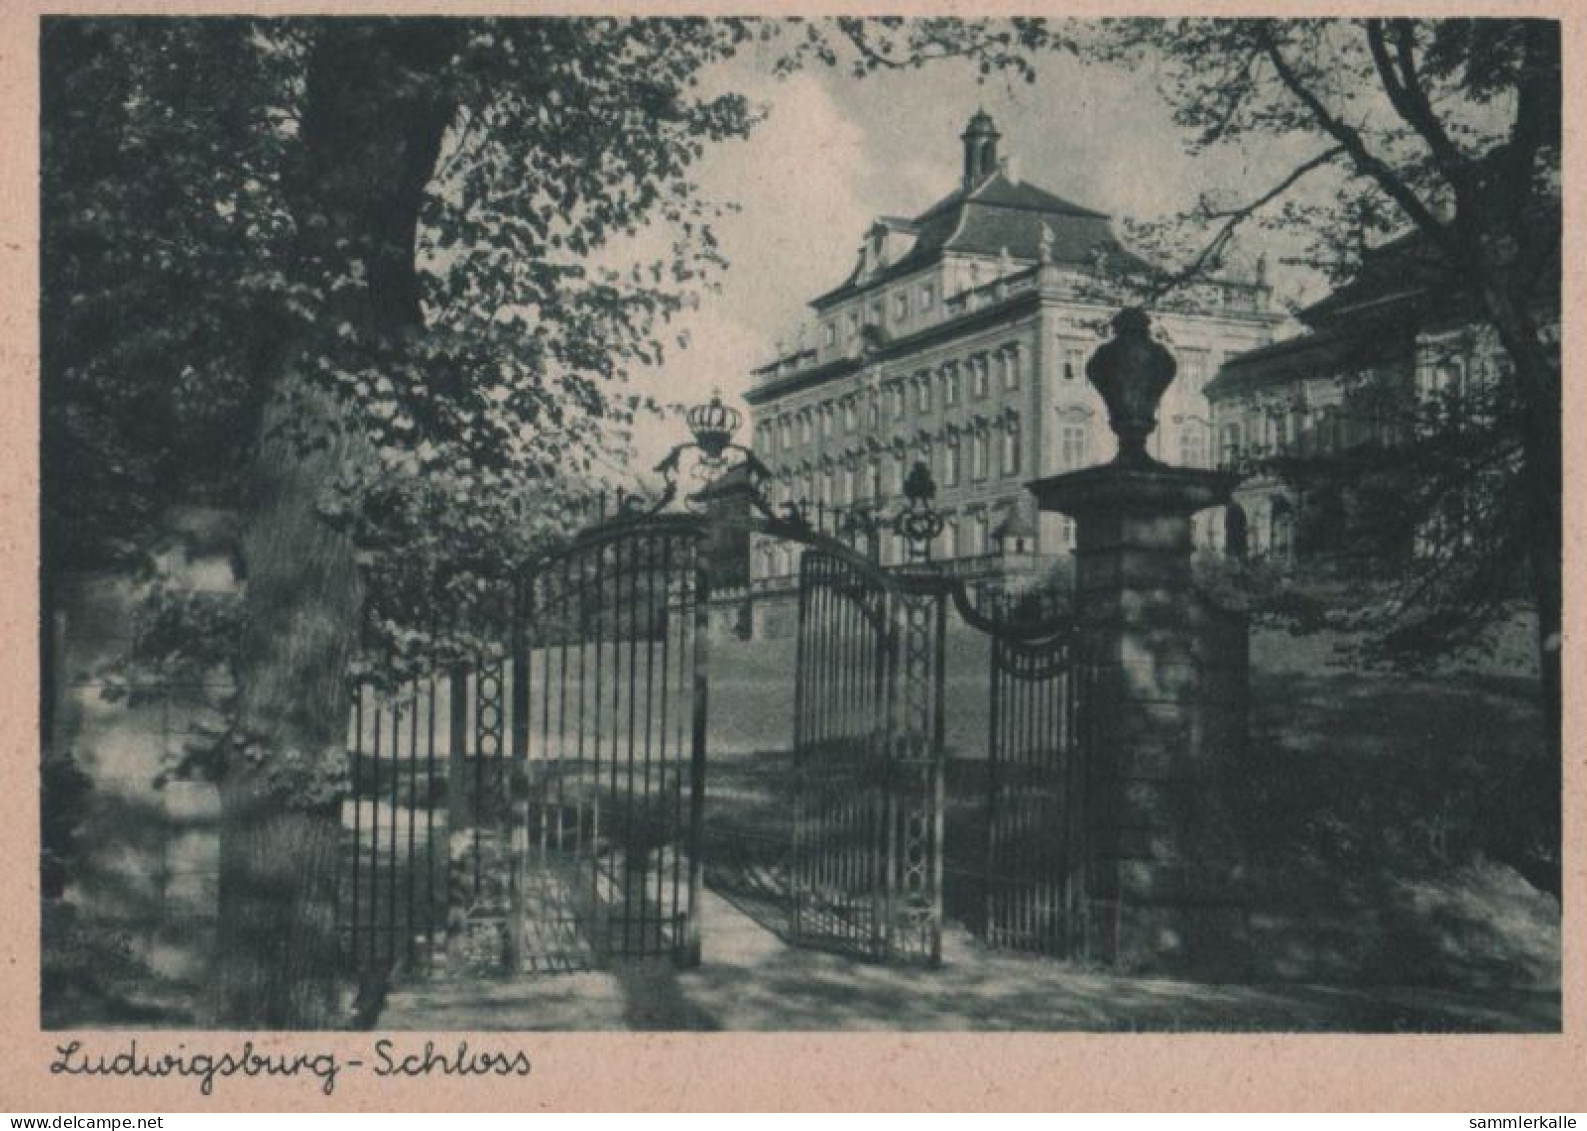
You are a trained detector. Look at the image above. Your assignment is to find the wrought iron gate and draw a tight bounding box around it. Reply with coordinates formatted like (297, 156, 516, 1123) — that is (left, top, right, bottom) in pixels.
(343, 669, 451, 977)
(790, 549, 948, 964)
(983, 627, 1091, 957)
(341, 513, 708, 979)
(513, 514, 707, 970)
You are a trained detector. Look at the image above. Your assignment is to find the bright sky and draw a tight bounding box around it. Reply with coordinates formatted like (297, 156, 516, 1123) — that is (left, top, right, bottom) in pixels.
(619, 35, 1330, 472)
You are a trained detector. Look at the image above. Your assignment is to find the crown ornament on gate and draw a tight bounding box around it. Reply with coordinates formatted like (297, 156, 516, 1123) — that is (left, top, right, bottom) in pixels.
(635, 389, 781, 521)
(685, 391, 742, 464)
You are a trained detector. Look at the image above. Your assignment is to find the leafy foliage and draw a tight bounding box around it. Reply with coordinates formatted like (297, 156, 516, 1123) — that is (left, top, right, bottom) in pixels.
(43, 18, 763, 674)
(1098, 19, 1559, 683)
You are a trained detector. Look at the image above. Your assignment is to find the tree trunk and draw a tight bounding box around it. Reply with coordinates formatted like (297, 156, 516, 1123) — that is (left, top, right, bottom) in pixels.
(215, 773, 345, 1027)
(213, 20, 461, 1027)
(216, 377, 366, 1028)
(1479, 282, 1561, 898)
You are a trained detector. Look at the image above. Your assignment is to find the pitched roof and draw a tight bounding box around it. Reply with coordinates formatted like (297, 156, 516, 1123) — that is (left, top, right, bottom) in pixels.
(1204, 325, 1410, 401)
(811, 171, 1149, 309)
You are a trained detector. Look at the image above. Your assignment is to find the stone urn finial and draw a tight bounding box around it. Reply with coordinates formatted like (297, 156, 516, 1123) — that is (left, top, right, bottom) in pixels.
(1086, 307, 1177, 466)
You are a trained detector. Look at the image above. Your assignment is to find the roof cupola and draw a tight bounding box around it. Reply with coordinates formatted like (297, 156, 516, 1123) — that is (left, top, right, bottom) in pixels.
(961, 109, 1001, 190)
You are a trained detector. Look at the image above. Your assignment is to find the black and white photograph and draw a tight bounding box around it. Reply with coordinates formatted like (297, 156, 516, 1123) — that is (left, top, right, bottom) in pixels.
(35, 8, 1567, 1060)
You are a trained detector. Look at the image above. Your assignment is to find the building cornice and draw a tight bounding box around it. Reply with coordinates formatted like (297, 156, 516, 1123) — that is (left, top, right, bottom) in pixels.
(746, 287, 1043, 406)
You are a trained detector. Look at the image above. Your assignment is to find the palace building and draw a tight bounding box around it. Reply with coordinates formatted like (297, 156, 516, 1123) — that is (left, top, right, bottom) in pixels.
(742, 111, 1285, 592)
(1206, 220, 1560, 564)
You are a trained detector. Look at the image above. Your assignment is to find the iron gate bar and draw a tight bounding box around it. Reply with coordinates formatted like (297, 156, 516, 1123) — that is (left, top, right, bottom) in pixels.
(787, 542, 953, 965)
(508, 512, 711, 969)
(983, 626, 1087, 958)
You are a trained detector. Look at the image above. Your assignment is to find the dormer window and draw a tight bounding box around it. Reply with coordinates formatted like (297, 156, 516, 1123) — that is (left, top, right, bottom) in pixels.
(920, 282, 935, 311)
(894, 291, 909, 321)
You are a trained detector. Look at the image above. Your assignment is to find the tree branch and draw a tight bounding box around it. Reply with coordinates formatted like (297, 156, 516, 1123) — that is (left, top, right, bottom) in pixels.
(1257, 24, 1459, 266)
(1367, 19, 1470, 194)
(1146, 144, 1344, 299)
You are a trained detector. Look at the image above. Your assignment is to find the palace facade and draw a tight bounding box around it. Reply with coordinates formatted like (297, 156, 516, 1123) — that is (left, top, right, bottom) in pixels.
(1206, 223, 1560, 564)
(742, 112, 1284, 587)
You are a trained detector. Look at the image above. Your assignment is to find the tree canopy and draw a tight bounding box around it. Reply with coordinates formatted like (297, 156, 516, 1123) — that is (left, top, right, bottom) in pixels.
(1098, 18, 1560, 673)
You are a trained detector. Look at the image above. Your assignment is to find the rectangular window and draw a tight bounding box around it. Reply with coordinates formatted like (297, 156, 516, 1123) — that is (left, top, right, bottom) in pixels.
(972, 432, 989, 480)
(867, 396, 879, 429)
(945, 438, 961, 487)
(1061, 424, 1088, 469)
(1002, 349, 1020, 391)
(920, 282, 935, 311)
(844, 399, 857, 431)
(1179, 425, 1206, 469)
(890, 384, 905, 418)
(889, 455, 905, 494)
(800, 415, 813, 444)
(894, 292, 909, 320)
(1221, 423, 1243, 465)
(1002, 419, 1022, 476)
(1061, 345, 1087, 383)
(824, 323, 837, 348)
(847, 313, 861, 339)
(1179, 349, 1209, 398)
(968, 512, 988, 556)
(971, 357, 989, 399)
(916, 378, 931, 414)
(944, 367, 960, 407)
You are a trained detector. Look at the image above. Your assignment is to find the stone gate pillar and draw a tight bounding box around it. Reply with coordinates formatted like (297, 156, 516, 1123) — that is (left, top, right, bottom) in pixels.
(1028, 308, 1250, 978)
